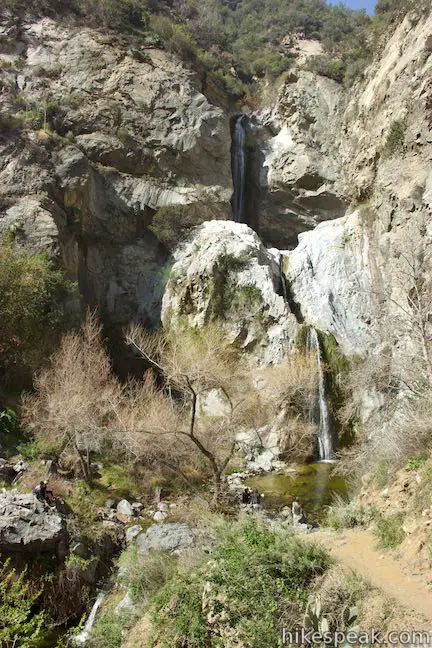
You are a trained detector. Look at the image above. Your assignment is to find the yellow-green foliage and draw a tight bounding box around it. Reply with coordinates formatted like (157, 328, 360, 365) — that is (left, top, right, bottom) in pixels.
(150, 519, 331, 648)
(0, 240, 75, 387)
(0, 560, 45, 648)
(383, 119, 407, 157)
(149, 202, 227, 251)
(325, 495, 376, 530)
(413, 459, 432, 512)
(119, 546, 177, 602)
(93, 464, 142, 503)
(2, 0, 148, 31)
(373, 512, 405, 549)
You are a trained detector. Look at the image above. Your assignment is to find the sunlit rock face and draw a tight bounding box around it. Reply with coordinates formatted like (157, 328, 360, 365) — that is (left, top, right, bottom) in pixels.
(162, 221, 298, 364)
(283, 208, 383, 357)
(0, 15, 232, 327)
(0, 491, 67, 555)
(250, 73, 347, 250)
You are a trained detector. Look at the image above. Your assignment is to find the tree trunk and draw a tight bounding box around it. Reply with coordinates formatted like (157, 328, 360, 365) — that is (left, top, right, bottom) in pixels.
(211, 471, 221, 506)
(74, 441, 91, 484)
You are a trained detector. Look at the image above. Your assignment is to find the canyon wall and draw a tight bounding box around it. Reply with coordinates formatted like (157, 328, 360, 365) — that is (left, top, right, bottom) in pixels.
(1, 8, 431, 378)
(0, 14, 232, 327)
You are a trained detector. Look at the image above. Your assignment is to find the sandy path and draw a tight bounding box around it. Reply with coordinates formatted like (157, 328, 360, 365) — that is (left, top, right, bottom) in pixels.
(306, 528, 432, 624)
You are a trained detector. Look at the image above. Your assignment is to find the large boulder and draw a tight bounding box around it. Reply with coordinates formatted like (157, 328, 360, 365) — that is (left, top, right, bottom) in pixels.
(162, 221, 298, 363)
(0, 491, 67, 554)
(136, 523, 195, 556)
(116, 499, 134, 518)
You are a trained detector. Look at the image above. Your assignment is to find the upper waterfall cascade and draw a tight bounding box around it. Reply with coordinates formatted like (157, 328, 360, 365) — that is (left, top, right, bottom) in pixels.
(306, 327, 333, 461)
(231, 114, 248, 224)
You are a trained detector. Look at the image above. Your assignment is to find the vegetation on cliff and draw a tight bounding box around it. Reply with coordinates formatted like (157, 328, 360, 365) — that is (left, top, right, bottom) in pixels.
(0, 240, 75, 391)
(1, 0, 428, 97)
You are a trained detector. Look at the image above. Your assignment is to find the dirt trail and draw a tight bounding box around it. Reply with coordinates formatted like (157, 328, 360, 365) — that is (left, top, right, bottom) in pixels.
(306, 528, 432, 625)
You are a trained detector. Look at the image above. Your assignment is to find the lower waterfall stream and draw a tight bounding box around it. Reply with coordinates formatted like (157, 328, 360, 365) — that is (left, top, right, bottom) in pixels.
(305, 327, 334, 461)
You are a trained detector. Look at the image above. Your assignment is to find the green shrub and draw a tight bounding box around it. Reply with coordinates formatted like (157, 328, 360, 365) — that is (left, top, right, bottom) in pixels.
(413, 459, 432, 512)
(12, 108, 44, 130)
(0, 111, 25, 133)
(66, 482, 104, 544)
(95, 463, 141, 502)
(150, 519, 331, 648)
(249, 50, 293, 78)
(372, 459, 392, 489)
(383, 119, 407, 157)
(65, 554, 92, 570)
(343, 57, 369, 87)
(119, 546, 177, 603)
(231, 285, 263, 310)
(0, 406, 19, 438)
(152, 577, 206, 648)
(406, 457, 428, 471)
(2, 0, 148, 31)
(17, 436, 63, 460)
(87, 611, 138, 648)
(149, 202, 227, 251)
(305, 55, 345, 83)
(0, 242, 75, 388)
(325, 496, 375, 530)
(374, 513, 405, 549)
(0, 560, 45, 648)
(150, 16, 197, 61)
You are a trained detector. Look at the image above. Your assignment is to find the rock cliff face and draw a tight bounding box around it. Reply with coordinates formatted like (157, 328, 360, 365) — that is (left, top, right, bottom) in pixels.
(284, 208, 383, 357)
(251, 74, 347, 249)
(0, 14, 232, 327)
(258, 9, 432, 369)
(252, 9, 432, 260)
(1, 8, 431, 379)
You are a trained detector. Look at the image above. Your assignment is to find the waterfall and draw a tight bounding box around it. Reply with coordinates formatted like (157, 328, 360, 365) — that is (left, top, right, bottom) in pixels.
(74, 591, 106, 645)
(231, 114, 248, 223)
(306, 328, 333, 461)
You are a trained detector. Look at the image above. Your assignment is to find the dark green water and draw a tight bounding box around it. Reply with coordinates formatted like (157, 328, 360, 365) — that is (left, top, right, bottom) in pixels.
(247, 462, 348, 523)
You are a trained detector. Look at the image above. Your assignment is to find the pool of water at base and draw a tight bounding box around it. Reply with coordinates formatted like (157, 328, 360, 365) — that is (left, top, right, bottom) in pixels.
(246, 462, 348, 524)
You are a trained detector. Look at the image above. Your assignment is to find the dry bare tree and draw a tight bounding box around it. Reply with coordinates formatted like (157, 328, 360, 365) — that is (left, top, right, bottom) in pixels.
(22, 312, 120, 483)
(122, 324, 256, 499)
(120, 325, 319, 498)
(389, 241, 432, 394)
(23, 311, 320, 496)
